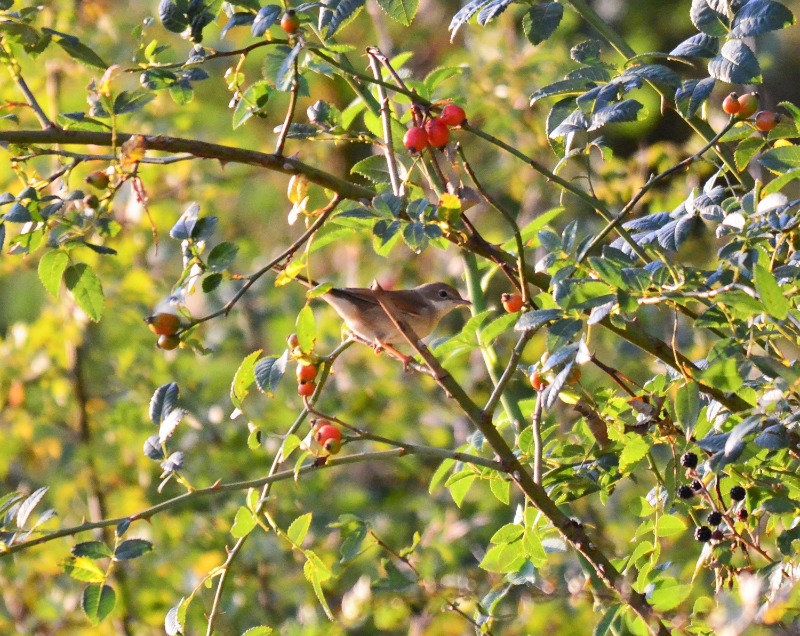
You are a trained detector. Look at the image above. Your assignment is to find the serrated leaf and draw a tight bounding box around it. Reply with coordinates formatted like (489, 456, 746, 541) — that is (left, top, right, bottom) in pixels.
(208, 242, 238, 273)
(72, 541, 113, 559)
(690, 0, 729, 36)
(376, 0, 418, 25)
(149, 383, 179, 425)
(320, 0, 366, 38)
(288, 512, 313, 545)
(515, 308, 562, 332)
(253, 5, 281, 36)
(44, 28, 108, 69)
(675, 77, 715, 119)
(64, 263, 104, 322)
(82, 584, 115, 625)
(699, 357, 743, 392)
(669, 33, 719, 58)
(164, 598, 185, 636)
(588, 99, 643, 131)
(231, 507, 257, 538)
(735, 137, 767, 171)
(254, 351, 288, 397)
(731, 0, 795, 37)
(619, 435, 649, 472)
(675, 382, 700, 435)
(38, 250, 69, 297)
(477, 0, 514, 25)
(114, 538, 153, 560)
(708, 39, 761, 84)
(530, 78, 597, 106)
(754, 263, 789, 320)
(522, 2, 563, 45)
(449, 0, 491, 40)
(296, 305, 316, 353)
(158, 408, 187, 444)
(231, 350, 262, 409)
(759, 145, 800, 173)
(62, 556, 105, 582)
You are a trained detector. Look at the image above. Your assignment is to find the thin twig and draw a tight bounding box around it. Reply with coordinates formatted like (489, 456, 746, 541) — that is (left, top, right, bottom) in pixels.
(0, 40, 55, 130)
(366, 50, 401, 196)
(189, 195, 342, 328)
(275, 56, 300, 156)
(458, 145, 529, 303)
(15, 149, 196, 165)
(483, 330, 535, 416)
(531, 393, 544, 485)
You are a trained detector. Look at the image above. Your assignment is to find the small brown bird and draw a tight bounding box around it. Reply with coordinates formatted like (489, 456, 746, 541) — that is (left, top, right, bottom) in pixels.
(319, 282, 470, 348)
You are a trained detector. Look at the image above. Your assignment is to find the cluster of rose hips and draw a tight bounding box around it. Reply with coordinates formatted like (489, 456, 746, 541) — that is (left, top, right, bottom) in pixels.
(146, 312, 182, 350)
(310, 419, 342, 455)
(679, 452, 749, 544)
(721, 91, 781, 132)
(287, 333, 321, 397)
(402, 103, 467, 153)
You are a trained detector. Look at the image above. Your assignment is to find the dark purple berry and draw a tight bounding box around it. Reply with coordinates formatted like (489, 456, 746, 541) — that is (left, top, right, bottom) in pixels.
(707, 511, 723, 526)
(730, 486, 746, 502)
(691, 479, 704, 492)
(711, 529, 724, 542)
(695, 526, 712, 542)
(737, 509, 748, 522)
(677, 485, 695, 499)
(680, 452, 698, 469)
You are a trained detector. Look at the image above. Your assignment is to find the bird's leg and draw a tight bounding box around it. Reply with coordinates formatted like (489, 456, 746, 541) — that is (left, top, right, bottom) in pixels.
(377, 341, 414, 371)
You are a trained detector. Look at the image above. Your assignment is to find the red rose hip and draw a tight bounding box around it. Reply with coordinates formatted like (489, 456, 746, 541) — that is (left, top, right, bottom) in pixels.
(425, 117, 450, 148)
(403, 126, 428, 153)
(440, 103, 467, 127)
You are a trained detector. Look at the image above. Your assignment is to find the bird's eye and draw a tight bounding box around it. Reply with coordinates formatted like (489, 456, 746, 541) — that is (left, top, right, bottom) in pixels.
(438, 290, 449, 298)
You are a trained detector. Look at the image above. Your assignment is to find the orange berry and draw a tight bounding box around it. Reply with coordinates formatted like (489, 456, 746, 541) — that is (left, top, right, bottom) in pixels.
(424, 117, 450, 148)
(146, 312, 181, 336)
(403, 126, 428, 153)
(314, 423, 342, 454)
(85, 170, 110, 189)
(501, 292, 523, 313)
(280, 9, 300, 34)
(721, 92, 740, 116)
(530, 371, 547, 391)
(157, 334, 181, 350)
(297, 380, 316, 397)
(567, 367, 582, 384)
(754, 110, 780, 132)
(440, 103, 467, 127)
(737, 92, 759, 119)
(296, 363, 318, 382)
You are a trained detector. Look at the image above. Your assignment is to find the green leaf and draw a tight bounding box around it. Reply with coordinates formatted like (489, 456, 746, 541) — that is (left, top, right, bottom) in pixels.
(44, 29, 108, 69)
(594, 604, 622, 636)
(699, 357, 743, 392)
(254, 351, 288, 397)
(489, 477, 510, 504)
(113, 538, 153, 560)
(82, 583, 116, 625)
(72, 541, 113, 559)
(429, 458, 455, 493)
(62, 556, 105, 583)
(64, 263, 104, 322)
(690, 0, 729, 36)
(479, 542, 526, 573)
(39, 250, 69, 298)
(233, 80, 271, 129)
(231, 350, 263, 409)
(675, 382, 700, 435)
(759, 145, 800, 174)
(169, 81, 193, 105)
(296, 305, 316, 353)
(656, 514, 687, 537)
(303, 551, 334, 619)
(231, 507, 257, 538)
(522, 2, 563, 45)
(754, 263, 789, 320)
(619, 435, 649, 473)
(375, 0, 419, 26)
(446, 471, 475, 507)
(734, 136, 766, 172)
(288, 512, 312, 546)
(649, 581, 691, 612)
